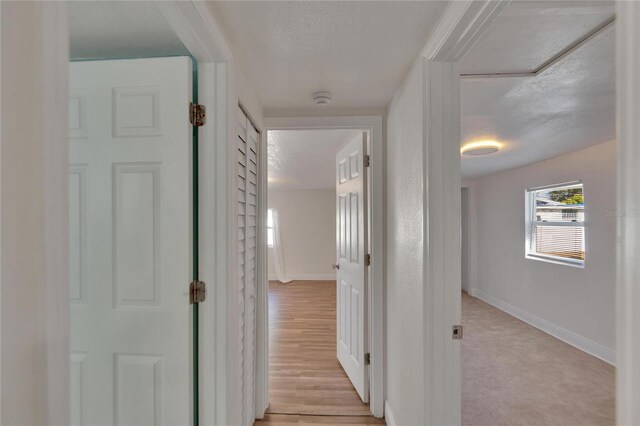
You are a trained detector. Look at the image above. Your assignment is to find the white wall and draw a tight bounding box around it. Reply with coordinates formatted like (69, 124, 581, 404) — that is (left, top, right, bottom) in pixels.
(461, 188, 469, 292)
(1, 6, 46, 423)
(385, 59, 425, 426)
(464, 140, 617, 363)
(461, 183, 479, 297)
(1, 3, 70, 424)
(267, 189, 336, 280)
(236, 66, 263, 129)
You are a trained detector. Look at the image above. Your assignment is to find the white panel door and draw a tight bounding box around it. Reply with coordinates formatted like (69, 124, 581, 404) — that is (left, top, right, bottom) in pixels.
(335, 132, 369, 402)
(69, 57, 192, 426)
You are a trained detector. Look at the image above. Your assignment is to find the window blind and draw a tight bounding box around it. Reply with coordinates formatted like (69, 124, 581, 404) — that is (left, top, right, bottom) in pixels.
(535, 226, 585, 260)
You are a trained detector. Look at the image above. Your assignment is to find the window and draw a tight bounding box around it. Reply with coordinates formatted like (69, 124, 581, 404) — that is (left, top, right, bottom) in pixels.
(525, 182, 585, 266)
(267, 208, 274, 247)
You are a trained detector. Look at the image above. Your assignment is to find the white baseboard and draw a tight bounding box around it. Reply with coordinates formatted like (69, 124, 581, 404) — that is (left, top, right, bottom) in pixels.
(268, 273, 336, 281)
(384, 401, 397, 426)
(470, 289, 615, 365)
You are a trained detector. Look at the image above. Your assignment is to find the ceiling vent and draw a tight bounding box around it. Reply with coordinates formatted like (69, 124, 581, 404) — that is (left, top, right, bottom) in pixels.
(313, 91, 332, 106)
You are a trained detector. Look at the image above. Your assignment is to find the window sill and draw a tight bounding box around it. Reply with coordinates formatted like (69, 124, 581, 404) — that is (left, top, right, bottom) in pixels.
(526, 254, 585, 269)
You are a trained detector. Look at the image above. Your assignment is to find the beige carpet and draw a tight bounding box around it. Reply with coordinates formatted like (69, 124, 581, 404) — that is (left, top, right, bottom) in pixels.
(462, 292, 615, 426)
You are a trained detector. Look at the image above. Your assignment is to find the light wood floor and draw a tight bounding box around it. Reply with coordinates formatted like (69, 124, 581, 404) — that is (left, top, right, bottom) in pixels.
(254, 280, 384, 425)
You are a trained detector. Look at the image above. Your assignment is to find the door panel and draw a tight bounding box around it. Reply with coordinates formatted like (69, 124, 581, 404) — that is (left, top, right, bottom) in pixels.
(238, 107, 259, 425)
(335, 132, 369, 402)
(69, 57, 192, 426)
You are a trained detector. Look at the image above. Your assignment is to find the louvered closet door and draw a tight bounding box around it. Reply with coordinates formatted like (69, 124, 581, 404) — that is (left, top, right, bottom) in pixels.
(237, 107, 259, 425)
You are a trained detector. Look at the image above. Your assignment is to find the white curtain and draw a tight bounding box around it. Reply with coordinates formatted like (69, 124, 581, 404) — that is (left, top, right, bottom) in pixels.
(271, 209, 291, 283)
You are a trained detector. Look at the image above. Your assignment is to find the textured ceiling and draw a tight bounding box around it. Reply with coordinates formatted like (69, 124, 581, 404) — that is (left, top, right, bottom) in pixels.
(460, 1, 615, 178)
(460, 1, 613, 75)
(69, 1, 189, 60)
(68, 1, 616, 180)
(208, 1, 447, 111)
(268, 129, 363, 191)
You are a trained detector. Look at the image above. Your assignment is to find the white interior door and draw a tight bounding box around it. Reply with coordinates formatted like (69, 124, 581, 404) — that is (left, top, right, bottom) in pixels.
(69, 57, 192, 426)
(335, 132, 369, 402)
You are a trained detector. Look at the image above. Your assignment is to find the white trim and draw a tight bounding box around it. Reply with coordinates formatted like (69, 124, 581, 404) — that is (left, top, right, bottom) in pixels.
(469, 289, 615, 365)
(527, 180, 583, 192)
(422, 0, 508, 61)
(616, 1, 640, 422)
(384, 401, 397, 426)
(460, 16, 615, 80)
(41, 3, 71, 423)
(421, 58, 462, 426)
(255, 123, 270, 419)
(197, 62, 232, 426)
(156, 1, 230, 62)
(530, 222, 585, 227)
(268, 274, 336, 282)
(265, 115, 383, 131)
(525, 254, 585, 269)
(260, 115, 385, 418)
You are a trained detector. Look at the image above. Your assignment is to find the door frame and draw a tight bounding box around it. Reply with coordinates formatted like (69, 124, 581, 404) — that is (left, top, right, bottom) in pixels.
(257, 115, 385, 418)
(412, 1, 509, 423)
(616, 1, 640, 423)
(16, 1, 243, 424)
(155, 2, 245, 425)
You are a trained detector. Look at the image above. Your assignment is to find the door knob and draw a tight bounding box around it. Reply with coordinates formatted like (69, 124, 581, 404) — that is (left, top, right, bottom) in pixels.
(331, 263, 340, 270)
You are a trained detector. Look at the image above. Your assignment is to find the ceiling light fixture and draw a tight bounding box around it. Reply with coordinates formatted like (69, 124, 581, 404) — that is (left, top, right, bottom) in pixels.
(312, 91, 332, 106)
(461, 140, 501, 156)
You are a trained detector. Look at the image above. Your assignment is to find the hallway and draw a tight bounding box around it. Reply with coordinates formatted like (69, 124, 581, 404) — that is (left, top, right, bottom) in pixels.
(255, 281, 383, 425)
(462, 292, 615, 425)
(6, 2, 639, 425)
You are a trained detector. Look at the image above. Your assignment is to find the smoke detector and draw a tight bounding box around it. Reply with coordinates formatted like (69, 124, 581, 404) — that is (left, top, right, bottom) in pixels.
(312, 91, 332, 106)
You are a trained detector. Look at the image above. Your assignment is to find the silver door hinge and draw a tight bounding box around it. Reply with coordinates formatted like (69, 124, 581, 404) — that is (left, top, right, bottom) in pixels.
(365, 254, 371, 266)
(363, 155, 370, 167)
(452, 325, 463, 340)
(364, 353, 370, 365)
(190, 280, 206, 304)
(189, 102, 206, 127)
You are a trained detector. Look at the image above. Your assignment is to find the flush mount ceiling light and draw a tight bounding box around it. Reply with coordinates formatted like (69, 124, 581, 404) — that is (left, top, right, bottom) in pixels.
(461, 140, 501, 156)
(312, 91, 332, 106)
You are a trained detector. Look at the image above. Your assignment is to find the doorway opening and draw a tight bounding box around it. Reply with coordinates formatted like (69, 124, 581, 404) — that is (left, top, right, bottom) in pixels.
(458, 2, 616, 424)
(255, 124, 384, 424)
(265, 129, 370, 417)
